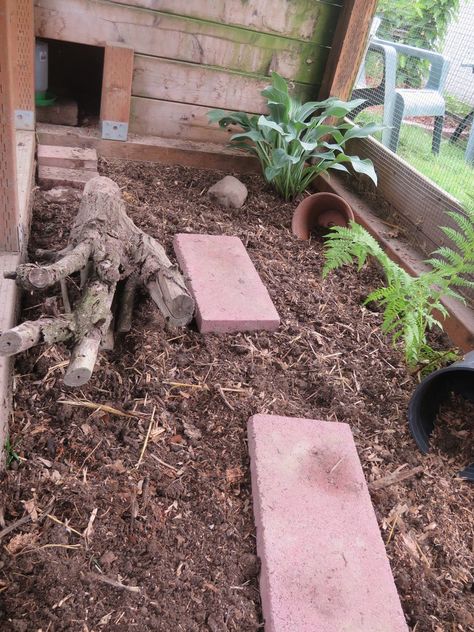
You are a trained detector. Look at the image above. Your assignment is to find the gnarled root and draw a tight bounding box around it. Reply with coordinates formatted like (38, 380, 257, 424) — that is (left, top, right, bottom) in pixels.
(0, 175, 194, 386)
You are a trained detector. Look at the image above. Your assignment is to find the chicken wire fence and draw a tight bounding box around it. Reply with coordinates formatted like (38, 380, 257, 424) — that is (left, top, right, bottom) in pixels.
(348, 0, 474, 301)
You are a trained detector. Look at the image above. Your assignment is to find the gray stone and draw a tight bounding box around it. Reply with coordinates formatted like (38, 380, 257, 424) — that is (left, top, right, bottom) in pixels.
(43, 187, 82, 203)
(208, 175, 248, 209)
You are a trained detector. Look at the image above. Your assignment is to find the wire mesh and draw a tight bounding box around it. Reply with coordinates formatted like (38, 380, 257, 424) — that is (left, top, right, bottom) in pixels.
(349, 0, 474, 303)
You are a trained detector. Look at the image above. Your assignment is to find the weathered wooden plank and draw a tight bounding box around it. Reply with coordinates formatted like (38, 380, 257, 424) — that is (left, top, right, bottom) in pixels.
(132, 56, 314, 113)
(36, 122, 259, 173)
(130, 97, 240, 143)
(12, 0, 35, 122)
(0, 0, 20, 251)
(319, 0, 377, 100)
(100, 44, 134, 124)
(108, 0, 341, 44)
(34, 0, 330, 84)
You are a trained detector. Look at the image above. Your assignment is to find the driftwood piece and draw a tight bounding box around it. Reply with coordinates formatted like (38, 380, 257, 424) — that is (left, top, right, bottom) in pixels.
(0, 176, 194, 386)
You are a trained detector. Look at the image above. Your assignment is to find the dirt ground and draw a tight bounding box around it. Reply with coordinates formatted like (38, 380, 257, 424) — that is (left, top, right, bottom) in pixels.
(0, 160, 473, 632)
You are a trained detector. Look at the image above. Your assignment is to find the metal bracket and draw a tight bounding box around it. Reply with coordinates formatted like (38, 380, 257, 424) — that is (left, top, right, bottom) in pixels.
(101, 120, 128, 141)
(15, 110, 35, 131)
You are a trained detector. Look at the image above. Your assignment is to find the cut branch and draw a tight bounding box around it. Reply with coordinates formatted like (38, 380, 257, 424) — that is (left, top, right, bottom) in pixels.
(64, 329, 102, 387)
(14, 242, 92, 290)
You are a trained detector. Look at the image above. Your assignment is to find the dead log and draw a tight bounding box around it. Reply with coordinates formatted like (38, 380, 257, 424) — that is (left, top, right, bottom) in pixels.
(0, 176, 194, 386)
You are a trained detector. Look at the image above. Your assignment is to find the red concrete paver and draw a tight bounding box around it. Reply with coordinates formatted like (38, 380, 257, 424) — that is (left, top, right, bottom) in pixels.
(173, 234, 280, 333)
(247, 414, 408, 632)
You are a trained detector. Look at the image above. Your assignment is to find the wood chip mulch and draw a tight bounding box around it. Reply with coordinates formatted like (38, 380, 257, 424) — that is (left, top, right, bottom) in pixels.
(0, 159, 473, 632)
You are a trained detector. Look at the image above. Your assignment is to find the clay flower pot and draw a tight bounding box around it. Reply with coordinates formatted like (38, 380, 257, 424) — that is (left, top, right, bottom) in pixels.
(291, 192, 354, 240)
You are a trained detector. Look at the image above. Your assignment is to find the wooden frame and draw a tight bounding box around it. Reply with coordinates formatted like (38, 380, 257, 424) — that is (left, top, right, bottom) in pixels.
(100, 43, 134, 141)
(12, 0, 35, 130)
(318, 0, 378, 100)
(0, 0, 20, 251)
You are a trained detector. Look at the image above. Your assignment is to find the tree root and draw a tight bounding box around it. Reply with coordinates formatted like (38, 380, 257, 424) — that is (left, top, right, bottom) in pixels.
(0, 176, 194, 386)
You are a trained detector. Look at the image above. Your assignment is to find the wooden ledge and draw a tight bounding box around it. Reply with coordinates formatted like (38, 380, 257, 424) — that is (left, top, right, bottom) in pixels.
(37, 124, 259, 174)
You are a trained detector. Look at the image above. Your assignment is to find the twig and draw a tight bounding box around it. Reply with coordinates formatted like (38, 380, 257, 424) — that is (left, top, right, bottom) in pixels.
(46, 513, 83, 538)
(149, 453, 178, 473)
(136, 406, 156, 467)
(216, 384, 235, 411)
(60, 279, 72, 313)
(87, 572, 140, 594)
(79, 439, 103, 470)
(370, 465, 424, 491)
(58, 398, 138, 418)
(0, 501, 54, 540)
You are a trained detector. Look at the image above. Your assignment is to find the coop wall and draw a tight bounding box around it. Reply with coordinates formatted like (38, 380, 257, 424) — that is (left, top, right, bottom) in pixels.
(33, 0, 342, 142)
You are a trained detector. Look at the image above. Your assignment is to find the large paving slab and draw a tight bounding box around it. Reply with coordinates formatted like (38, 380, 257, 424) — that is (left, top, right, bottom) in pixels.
(247, 414, 408, 632)
(173, 234, 280, 333)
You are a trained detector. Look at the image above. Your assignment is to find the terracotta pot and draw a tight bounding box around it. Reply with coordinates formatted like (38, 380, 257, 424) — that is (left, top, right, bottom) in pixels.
(291, 192, 354, 240)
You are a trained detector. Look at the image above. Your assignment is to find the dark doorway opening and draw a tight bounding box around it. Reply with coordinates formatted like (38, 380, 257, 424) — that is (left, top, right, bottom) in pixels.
(39, 39, 104, 125)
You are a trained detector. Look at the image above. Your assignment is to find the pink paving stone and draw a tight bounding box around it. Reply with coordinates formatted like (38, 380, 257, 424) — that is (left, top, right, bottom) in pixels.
(247, 414, 408, 632)
(173, 234, 280, 333)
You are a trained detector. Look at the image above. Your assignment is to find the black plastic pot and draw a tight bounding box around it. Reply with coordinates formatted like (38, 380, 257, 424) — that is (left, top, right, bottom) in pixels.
(408, 351, 474, 480)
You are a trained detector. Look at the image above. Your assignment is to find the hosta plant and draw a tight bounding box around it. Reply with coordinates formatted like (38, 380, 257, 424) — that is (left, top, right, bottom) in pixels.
(323, 209, 474, 367)
(208, 72, 381, 201)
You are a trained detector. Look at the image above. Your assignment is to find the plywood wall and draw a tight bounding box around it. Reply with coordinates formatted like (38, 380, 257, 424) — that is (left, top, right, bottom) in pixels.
(34, 0, 342, 142)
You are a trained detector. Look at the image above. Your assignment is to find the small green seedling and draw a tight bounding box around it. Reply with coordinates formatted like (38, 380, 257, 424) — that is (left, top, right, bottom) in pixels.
(4, 436, 20, 467)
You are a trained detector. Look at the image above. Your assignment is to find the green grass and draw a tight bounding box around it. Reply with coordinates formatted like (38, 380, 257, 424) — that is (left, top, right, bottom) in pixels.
(445, 94, 473, 118)
(355, 110, 474, 212)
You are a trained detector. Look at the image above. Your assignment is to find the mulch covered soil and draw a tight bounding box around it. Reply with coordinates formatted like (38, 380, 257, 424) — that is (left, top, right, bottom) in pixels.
(1, 159, 473, 632)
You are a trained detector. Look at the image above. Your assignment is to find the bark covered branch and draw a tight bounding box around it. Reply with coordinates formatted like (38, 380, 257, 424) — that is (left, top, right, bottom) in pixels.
(0, 176, 194, 386)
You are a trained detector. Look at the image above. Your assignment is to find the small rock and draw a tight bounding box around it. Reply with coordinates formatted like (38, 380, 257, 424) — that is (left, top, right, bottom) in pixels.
(100, 550, 117, 567)
(208, 176, 248, 209)
(182, 420, 202, 443)
(43, 186, 81, 203)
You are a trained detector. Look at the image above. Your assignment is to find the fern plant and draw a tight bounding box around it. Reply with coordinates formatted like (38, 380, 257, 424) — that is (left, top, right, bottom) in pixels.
(208, 72, 382, 201)
(323, 211, 474, 366)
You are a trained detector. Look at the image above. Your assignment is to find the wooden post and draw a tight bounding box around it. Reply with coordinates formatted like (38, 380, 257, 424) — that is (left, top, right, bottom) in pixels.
(100, 44, 134, 141)
(318, 0, 378, 101)
(0, 0, 20, 251)
(11, 0, 35, 130)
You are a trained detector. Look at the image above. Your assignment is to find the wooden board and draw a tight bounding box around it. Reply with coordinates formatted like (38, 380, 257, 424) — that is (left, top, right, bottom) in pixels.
(36, 122, 259, 173)
(319, 0, 377, 100)
(130, 98, 237, 144)
(12, 0, 35, 115)
(16, 130, 36, 250)
(0, 0, 20, 251)
(132, 56, 315, 114)
(348, 136, 471, 266)
(100, 44, 134, 124)
(108, 0, 341, 44)
(315, 173, 474, 344)
(34, 0, 330, 84)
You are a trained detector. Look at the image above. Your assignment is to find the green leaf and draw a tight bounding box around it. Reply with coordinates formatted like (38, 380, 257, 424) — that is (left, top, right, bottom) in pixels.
(257, 115, 285, 135)
(230, 130, 265, 143)
(342, 122, 386, 141)
(270, 71, 289, 95)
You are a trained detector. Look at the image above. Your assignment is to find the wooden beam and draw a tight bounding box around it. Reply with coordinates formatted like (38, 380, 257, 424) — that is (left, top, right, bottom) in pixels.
(0, 0, 20, 251)
(318, 0, 378, 101)
(100, 44, 134, 141)
(11, 0, 35, 130)
(314, 173, 474, 352)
